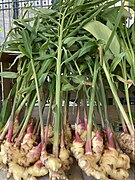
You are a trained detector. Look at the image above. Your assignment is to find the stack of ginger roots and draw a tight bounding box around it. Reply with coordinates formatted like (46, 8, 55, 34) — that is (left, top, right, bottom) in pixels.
(0, 118, 134, 180)
(0, 118, 73, 180)
(71, 122, 134, 180)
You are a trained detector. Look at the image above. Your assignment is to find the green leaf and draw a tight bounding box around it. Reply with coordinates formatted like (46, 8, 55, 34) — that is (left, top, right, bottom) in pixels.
(30, 16, 40, 42)
(38, 58, 54, 77)
(39, 73, 48, 86)
(41, 32, 55, 38)
(115, 75, 133, 84)
(19, 85, 34, 94)
(63, 50, 80, 64)
(78, 41, 97, 57)
(71, 75, 86, 84)
(130, 66, 135, 85)
(18, 45, 31, 58)
(0, 98, 10, 128)
(131, 23, 135, 46)
(0, 72, 17, 78)
(74, 0, 85, 7)
(0, 86, 16, 129)
(110, 52, 126, 72)
(5, 39, 24, 45)
(128, 0, 135, 10)
(63, 41, 97, 65)
(101, 7, 131, 24)
(39, 40, 49, 57)
(14, 19, 32, 32)
(105, 2, 124, 54)
(64, 35, 90, 47)
(20, 29, 32, 58)
(32, 16, 40, 34)
(63, 47, 68, 61)
(8, 53, 24, 69)
(34, 8, 56, 15)
(62, 83, 75, 91)
(83, 20, 120, 55)
(35, 55, 54, 61)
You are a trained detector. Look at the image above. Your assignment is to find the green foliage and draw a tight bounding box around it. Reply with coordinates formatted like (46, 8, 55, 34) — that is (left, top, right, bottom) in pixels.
(83, 21, 120, 55)
(0, 72, 18, 78)
(0, 0, 134, 140)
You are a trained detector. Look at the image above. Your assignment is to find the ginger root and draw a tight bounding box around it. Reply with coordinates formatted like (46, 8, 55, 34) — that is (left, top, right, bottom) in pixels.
(21, 133, 36, 154)
(18, 143, 42, 167)
(44, 155, 62, 172)
(27, 160, 48, 177)
(59, 147, 72, 171)
(0, 141, 12, 164)
(117, 153, 130, 169)
(100, 148, 129, 180)
(41, 150, 62, 172)
(116, 132, 135, 163)
(8, 162, 29, 180)
(78, 154, 108, 180)
(71, 141, 84, 160)
(0, 154, 7, 170)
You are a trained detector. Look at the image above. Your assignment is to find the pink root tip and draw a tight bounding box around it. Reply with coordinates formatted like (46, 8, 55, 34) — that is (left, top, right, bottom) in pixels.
(7, 121, 13, 143)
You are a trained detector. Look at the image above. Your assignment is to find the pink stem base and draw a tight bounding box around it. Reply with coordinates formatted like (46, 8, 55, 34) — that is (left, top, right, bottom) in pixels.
(74, 129, 83, 143)
(6, 121, 13, 143)
(85, 138, 92, 154)
(106, 127, 115, 149)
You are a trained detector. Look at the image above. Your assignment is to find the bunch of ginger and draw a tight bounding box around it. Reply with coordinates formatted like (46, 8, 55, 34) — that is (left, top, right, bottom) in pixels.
(0, 119, 48, 180)
(71, 123, 131, 180)
(0, 118, 73, 180)
(40, 125, 73, 180)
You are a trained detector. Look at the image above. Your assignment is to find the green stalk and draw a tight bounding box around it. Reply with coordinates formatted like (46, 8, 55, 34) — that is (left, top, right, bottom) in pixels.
(83, 87, 88, 127)
(63, 91, 69, 126)
(95, 89, 105, 129)
(46, 96, 53, 127)
(33, 118, 39, 135)
(30, 58, 44, 144)
(53, 9, 66, 158)
(88, 59, 99, 127)
(0, 59, 26, 141)
(102, 60, 134, 135)
(124, 23, 135, 63)
(15, 94, 37, 144)
(120, 24, 135, 84)
(121, 59, 134, 129)
(76, 96, 81, 124)
(105, 1, 124, 53)
(43, 95, 53, 149)
(85, 59, 98, 153)
(0, 94, 16, 142)
(0, 86, 14, 130)
(98, 73, 109, 128)
(13, 92, 36, 140)
(98, 72, 116, 148)
(15, 93, 30, 116)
